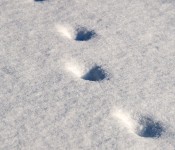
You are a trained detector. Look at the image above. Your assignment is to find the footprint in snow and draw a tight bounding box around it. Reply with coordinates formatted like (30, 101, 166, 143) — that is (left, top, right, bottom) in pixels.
(112, 109, 164, 138)
(82, 65, 107, 81)
(75, 27, 96, 41)
(65, 62, 108, 82)
(56, 24, 96, 41)
(137, 116, 164, 138)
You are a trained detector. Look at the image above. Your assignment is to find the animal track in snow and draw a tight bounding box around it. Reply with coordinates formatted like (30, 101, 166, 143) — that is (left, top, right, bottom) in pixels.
(137, 117, 164, 138)
(112, 109, 164, 138)
(82, 65, 107, 81)
(65, 61, 107, 82)
(75, 27, 96, 41)
(56, 24, 96, 41)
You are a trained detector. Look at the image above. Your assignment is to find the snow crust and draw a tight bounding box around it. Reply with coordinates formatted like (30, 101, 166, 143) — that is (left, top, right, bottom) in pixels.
(0, 0, 175, 149)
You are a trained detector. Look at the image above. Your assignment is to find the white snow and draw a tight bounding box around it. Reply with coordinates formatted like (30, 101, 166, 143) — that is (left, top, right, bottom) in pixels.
(65, 61, 83, 78)
(112, 108, 137, 134)
(56, 24, 74, 40)
(0, 0, 175, 149)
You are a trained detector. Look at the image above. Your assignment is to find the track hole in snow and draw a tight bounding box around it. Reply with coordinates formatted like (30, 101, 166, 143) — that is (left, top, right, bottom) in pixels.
(82, 65, 107, 81)
(137, 117, 164, 138)
(75, 27, 96, 41)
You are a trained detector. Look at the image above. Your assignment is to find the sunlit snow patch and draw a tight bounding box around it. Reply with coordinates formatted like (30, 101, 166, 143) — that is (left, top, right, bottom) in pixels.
(56, 24, 73, 39)
(65, 62, 83, 78)
(112, 108, 137, 134)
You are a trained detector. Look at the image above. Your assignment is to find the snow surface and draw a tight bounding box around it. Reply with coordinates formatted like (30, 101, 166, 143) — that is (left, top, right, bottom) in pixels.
(0, 0, 175, 149)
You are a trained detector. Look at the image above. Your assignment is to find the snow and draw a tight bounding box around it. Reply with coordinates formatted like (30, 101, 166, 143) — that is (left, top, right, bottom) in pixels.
(0, 0, 175, 149)
(56, 24, 74, 40)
